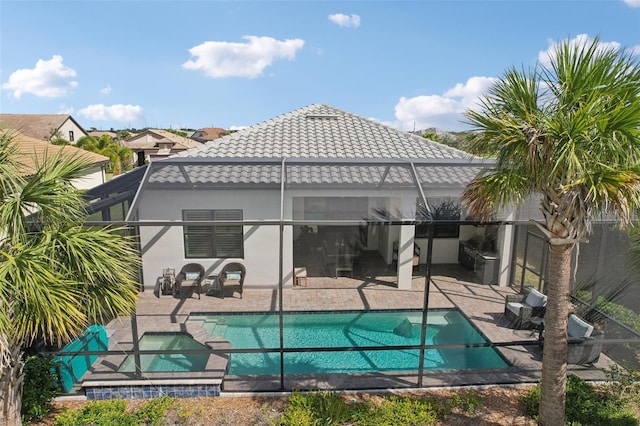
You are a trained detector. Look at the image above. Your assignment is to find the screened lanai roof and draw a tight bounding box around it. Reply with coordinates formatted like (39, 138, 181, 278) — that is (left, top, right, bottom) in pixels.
(127, 157, 492, 224)
(142, 158, 488, 189)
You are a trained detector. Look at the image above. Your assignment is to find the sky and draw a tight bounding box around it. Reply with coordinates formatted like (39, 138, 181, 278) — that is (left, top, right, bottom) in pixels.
(1, 1, 639, 133)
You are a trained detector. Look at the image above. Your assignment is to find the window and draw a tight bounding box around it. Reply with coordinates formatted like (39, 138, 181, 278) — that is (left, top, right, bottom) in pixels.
(183, 210, 243, 258)
(68, 130, 74, 142)
(415, 198, 461, 239)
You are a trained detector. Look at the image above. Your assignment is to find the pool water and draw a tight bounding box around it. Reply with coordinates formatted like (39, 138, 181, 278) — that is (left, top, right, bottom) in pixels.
(118, 333, 209, 373)
(188, 309, 508, 375)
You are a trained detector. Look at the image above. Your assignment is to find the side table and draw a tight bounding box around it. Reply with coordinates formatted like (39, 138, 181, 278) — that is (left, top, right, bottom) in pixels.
(205, 274, 221, 297)
(530, 317, 545, 341)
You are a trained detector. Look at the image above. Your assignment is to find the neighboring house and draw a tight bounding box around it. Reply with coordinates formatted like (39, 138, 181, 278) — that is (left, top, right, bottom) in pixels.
(123, 129, 202, 166)
(88, 130, 119, 140)
(9, 130, 109, 189)
(191, 127, 228, 143)
(0, 113, 88, 144)
(127, 104, 502, 292)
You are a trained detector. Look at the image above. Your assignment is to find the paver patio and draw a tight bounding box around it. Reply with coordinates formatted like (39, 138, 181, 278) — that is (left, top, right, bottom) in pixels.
(84, 264, 610, 394)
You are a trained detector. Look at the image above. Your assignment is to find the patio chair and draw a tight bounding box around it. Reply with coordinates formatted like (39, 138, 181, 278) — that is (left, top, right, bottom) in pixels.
(175, 263, 205, 299)
(566, 314, 604, 365)
(219, 262, 246, 299)
(504, 287, 547, 329)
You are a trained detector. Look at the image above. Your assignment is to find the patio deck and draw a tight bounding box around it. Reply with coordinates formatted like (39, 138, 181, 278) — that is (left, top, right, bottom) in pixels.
(87, 264, 611, 394)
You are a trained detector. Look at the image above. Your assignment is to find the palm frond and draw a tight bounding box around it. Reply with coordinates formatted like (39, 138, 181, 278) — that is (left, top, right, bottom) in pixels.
(40, 225, 140, 322)
(0, 246, 87, 346)
(463, 37, 640, 234)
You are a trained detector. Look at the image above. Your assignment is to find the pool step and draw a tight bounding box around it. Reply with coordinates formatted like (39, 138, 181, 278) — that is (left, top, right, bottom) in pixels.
(209, 324, 227, 338)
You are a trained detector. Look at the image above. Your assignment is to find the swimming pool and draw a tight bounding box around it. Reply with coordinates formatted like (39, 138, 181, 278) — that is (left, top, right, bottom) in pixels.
(188, 309, 508, 375)
(118, 333, 210, 373)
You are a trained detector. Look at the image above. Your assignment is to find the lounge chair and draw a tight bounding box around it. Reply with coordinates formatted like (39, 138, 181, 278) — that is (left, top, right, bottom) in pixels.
(504, 287, 547, 329)
(219, 262, 246, 299)
(566, 314, 604, 365)
(175, 263, 205, 299)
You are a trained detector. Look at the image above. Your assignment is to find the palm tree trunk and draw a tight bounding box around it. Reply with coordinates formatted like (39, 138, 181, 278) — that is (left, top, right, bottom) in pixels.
(540, 243, 573, 426)
(0, 333, 23, 426)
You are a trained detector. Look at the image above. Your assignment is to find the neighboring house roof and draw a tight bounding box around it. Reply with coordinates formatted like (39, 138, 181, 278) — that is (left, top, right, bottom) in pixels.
(8, 130, 109, 177)
(88, 130, 118, 139)
(191, 127, 227, 142)
(147, 104, 488, 188)
(124, 129, 202, 151)
(0, 113, 86, 141)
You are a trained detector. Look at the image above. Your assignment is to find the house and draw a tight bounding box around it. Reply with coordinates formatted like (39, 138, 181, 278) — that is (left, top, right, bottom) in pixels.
(191, 127, 228, 143)
(0, 113, 88, 144)
(123, 129, 202, 166)
(126, 104, 503, 292)
(8, 130, 109, 189)
(88, 130, 119, 140)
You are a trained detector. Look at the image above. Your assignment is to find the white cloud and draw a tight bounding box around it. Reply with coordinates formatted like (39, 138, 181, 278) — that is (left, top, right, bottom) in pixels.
(538, 34, 625, 68)
(328, 13, 361, 28)
(58, 104, 74, 115)
(1, 55, 78, 99)
(394, 76, 496, 131)
(624, 0, 640, 7)
(228, 125, 248, 131)
(182, 36, 305, 78)
(77, 104, 144, 123)
(100, 84, 112, 95)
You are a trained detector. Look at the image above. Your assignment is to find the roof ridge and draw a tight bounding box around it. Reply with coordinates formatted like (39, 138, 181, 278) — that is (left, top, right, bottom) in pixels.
(176, 103, 477, 161)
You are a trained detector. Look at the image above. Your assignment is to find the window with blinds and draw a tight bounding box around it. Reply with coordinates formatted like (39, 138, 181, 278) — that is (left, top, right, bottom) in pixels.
(183, 210, 244, 258)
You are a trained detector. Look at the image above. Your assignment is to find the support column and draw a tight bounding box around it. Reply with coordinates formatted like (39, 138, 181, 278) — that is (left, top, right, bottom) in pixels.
(396, 224, 415, 290)
(282, 225, 295, 287)
(496, 212, 515, 287)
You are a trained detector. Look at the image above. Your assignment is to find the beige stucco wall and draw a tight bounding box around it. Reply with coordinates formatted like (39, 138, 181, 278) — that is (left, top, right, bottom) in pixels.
(134, 186, 472, 291)
(71, 164, 106, 189)
(56, 119, 87, 144)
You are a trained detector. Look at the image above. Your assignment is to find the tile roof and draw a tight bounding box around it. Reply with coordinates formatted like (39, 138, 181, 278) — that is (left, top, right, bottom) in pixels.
(147, 104, 488, 189)
(192, 127, 227, 142)
(125, 129, 202, 150)
(147, 162, 482, 188)
(88, 131, 118, 139)
(176, 104, 473, 160)
(6, 130, 109, 177)
(0, 114, 81, 141)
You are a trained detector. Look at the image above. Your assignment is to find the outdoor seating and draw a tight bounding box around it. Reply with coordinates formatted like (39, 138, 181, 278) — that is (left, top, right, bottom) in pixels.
(322, 239, 357, 278)
(566, 314, 604, 365)
(504, 287, 547, 329)
(175, 263, 205, 299)
(540, 314, 604, 365)
(219, 262, 246, 299)
(392, 241, 421, 268)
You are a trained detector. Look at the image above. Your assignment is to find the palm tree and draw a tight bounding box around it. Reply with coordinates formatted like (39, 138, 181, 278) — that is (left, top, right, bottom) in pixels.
(75, 134, 133, 176)
(102, 143, 133, 176)
(462, 37, 640, 425)
(0, 131, 139, 425)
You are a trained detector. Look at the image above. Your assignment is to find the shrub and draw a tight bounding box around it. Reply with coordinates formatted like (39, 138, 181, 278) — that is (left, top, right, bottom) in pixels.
(354, 395, 441, 426)
(448, 390, 482, 414)
(135, 396, 176, 425)
(53, 397, 177, 426)
(606, 365, 640, 408)
(279, 391, 358, 425)
(21, 355, 60, 423)
(278, 391, 450, 426)
(521, 375, 638, 425)
(54, 399, 138, 426)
